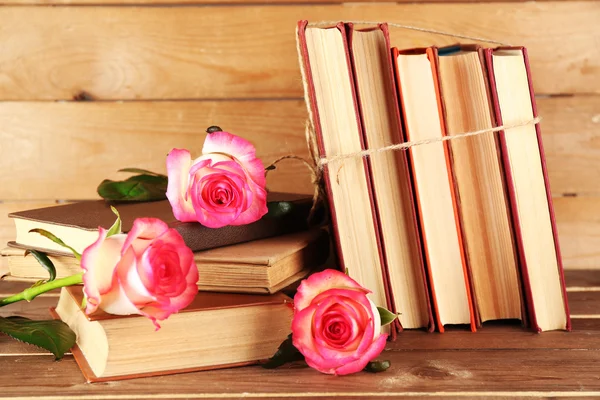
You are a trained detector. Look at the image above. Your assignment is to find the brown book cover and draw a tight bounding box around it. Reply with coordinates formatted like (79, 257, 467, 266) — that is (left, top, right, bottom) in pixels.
(346, 23, 433, 333)
(484, 47, 571, 332)
(297, 20, 395, 338)
(51, 286, 293, 382)
(9, 192, 314, 254)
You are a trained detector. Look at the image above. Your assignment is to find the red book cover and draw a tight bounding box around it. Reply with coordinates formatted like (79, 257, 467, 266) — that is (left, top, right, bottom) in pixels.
(296, 20, 396, 338)
(346, 23, 434, 333)
(391, 46, 477, 333)
(484, 47, 571, 332)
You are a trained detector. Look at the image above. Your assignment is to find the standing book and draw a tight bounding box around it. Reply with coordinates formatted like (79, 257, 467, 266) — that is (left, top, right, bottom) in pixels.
(436, 45, 523, 325)
(346, 23, 432, 331)
(392, 47, 476, 332)
(296, 21, 392, 318)
(485, 47, 571, 332)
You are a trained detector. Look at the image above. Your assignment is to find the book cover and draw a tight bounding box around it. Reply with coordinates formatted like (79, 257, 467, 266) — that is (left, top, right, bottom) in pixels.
(9, 192, 314, 255)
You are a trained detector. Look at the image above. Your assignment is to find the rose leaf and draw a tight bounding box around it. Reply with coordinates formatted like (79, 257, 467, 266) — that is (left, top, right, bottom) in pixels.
(24, 250, 56, 282)
(377, 307, 398, 327)
(28, 229, 81, 261)
(97, 174, 168, 202)
(261, 333, 305, 369)
(0, 316, 76, 360)
(265, 201, 294, 219)
(106, 206, 122, 237)
(117, 168, 166, 177)
(364, 360, 391, 373)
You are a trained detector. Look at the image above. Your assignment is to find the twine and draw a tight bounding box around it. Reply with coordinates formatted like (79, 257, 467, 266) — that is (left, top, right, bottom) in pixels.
(264, 20, 536, 222)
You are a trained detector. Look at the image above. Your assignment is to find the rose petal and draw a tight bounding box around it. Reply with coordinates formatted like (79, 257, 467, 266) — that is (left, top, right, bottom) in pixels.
(228, 182, 268, 226)
(81, 230, 127, 315)
(166, 148, 197, 222)
(115, 247, 156, 304)
(201, 131, 266, 187)
(333, 333, 388, 376)
(294, 270, 368, 312)
(121, 218, 170, 256)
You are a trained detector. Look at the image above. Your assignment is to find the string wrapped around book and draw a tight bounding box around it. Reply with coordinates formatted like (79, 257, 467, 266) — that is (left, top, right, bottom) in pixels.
(266, 20, 542, 223)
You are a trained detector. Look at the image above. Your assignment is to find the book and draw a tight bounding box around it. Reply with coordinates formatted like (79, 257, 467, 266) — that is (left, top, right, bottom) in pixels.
(53, 286, 293, 381)
(392, 47, 475, 332)
(346, 23, 432, 331)
(2, 228, 330, 294)
(8, 192, 313, 255)
(296, 21, 392, 316)
(485, 47, 571, 331)
(436, 46, 523, 325)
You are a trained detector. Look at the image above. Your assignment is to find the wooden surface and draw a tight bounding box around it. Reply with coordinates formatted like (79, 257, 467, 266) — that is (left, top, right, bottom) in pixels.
(0, 270, 598, 398)
(0, 3, 597, 100)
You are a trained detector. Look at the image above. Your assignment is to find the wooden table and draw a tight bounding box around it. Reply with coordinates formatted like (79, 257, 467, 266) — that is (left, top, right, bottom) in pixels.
(0, 270, 599, 399)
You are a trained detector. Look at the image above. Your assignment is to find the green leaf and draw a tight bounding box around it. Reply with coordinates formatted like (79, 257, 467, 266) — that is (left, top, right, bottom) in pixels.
(265, 201, 294, 219)
(97, 174, 168, 202)
(24, 250, 56, 282)
(117, 168, 166, 177)
(106, 206, 122, 237)
(364, 360, 391, 373)
(0, 316, 76, 360)
(261, 333, 305, 369)
(377, 307, 398, 327)
(29, 229, 81, 261)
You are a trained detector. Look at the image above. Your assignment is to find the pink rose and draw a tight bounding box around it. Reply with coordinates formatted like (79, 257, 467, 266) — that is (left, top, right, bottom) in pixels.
(81, 218, 199, 329)
(292, 270, 388, 376)
(166, 131, 268, 229)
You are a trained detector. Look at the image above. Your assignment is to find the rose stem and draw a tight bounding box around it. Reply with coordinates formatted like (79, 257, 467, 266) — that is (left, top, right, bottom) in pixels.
(0, 273, 84, 307)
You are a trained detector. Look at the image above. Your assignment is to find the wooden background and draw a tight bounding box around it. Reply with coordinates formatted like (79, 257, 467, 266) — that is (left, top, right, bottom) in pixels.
(0, 1, 598, 270)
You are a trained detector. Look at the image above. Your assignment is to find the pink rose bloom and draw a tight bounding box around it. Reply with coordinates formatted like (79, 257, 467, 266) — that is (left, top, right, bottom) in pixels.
(166, 131, 268, 229)
(81, 218, 199, 329)
(292, 269, 388, 376)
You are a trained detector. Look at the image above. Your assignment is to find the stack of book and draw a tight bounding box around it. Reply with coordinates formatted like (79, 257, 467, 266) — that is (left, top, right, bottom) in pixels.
(1, 192, 330, 381)
(297, 21, 570, 334)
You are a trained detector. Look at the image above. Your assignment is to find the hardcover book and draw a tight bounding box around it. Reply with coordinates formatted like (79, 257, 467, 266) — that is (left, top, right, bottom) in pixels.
(8, 192, 313, 255)
(436, 45, 523, 325)
(392, 46, 476, 332)
(296, 20, 393, 319)
(53, 286, 293, 381)
(484, 47, 571, 331)
(2, 228, 330, 294)
(346, 23, 432, 331)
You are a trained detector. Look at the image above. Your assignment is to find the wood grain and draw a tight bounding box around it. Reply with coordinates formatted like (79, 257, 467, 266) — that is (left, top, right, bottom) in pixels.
(554, 197, 600, 270)
(540, 95, 600, 197)
(2, 349, 600, 396)
(0, 101, 314, 200)
(0, 0, 576, 4)
(0, 3, 597, 100)
(0, 95, 598, 200)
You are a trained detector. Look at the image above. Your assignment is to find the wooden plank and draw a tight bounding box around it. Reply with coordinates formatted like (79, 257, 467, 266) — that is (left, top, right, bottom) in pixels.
(0, 101, 314, 200)
(567, 291, 600, 317)
(0, 3, 597, 100)
(2, 349, 600, 396)
(540, 95, 600, 197)
(0, 0, 577, 5)
(0, 95, 598, 200)
(565, 270, 600, 288)
(554, 197, 600, 270)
